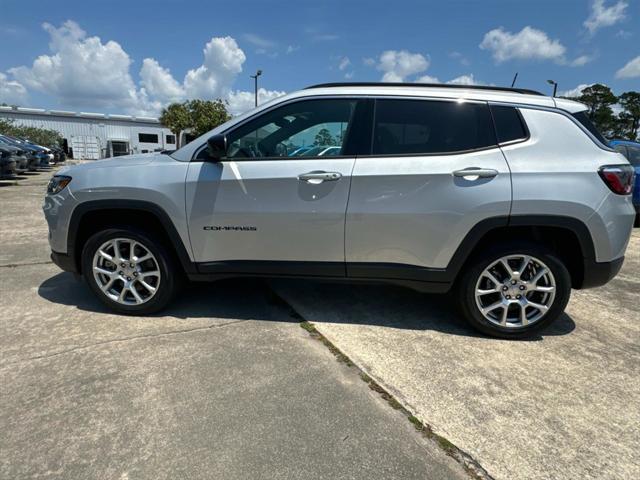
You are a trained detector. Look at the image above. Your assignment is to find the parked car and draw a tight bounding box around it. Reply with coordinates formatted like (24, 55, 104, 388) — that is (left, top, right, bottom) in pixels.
(610, 139, 640, 227)
(289, 146, 314, 156)
(0, 146, 17, 178)
(0, 135, 39, 171)
(301, 145, 342, 156)
(1, 135, 50, 167)
(43, 82, 635, 338)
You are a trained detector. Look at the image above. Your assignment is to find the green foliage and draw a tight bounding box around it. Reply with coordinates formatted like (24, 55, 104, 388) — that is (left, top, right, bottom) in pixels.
(0, 118, 62, 148)
(573, 85, 639, 141)
(159, 99, 231, 147)
(314, 128, 335, 146)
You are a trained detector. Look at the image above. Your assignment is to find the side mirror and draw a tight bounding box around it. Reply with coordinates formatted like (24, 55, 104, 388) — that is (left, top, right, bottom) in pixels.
(206, 134, 227, 161)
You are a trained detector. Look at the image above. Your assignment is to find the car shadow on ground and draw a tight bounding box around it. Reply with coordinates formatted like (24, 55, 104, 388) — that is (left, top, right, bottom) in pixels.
(38, 272, 290, 322)
(270, 279, 576, 341)
(38, 273, 575, 340)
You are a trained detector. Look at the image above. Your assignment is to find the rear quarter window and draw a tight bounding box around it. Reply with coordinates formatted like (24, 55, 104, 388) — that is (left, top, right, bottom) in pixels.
(490, 105, 528, 144)
(571, 111, 608, 146)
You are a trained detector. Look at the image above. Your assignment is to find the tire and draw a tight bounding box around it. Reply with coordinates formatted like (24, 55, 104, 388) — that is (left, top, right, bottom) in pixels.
(456, 242, 571, 339)
(81, 228, 179, 315)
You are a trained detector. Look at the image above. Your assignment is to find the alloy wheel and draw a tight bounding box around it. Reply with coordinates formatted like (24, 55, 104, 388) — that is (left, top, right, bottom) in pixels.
(474, 254, 556, 328)
(92, 238, 161, 305)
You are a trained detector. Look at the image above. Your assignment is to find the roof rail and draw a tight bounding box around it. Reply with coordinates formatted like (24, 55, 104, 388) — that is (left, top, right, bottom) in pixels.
(305, 82, 544, 96)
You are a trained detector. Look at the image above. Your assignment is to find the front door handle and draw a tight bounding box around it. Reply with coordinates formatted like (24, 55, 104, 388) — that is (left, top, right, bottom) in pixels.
(452, 168, 499, 179)
(298, 171, 342, 183)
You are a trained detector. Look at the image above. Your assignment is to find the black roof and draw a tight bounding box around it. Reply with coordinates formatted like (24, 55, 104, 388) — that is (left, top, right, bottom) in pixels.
(305, 82, 544, 96)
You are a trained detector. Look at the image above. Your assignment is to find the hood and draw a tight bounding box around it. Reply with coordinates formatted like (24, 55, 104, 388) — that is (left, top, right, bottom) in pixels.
(56, 152, 161, 176)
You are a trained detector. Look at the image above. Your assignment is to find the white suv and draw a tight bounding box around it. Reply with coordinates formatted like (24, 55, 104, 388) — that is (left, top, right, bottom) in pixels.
(44, 83, 635, 338)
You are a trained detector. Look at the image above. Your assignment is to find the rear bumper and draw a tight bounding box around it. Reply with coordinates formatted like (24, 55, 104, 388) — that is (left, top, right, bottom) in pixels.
(51, 251, 79, 274)
(579, 256, 624, 289)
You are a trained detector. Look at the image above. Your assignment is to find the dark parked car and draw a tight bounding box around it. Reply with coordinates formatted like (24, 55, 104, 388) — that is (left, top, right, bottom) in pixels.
(0, 146, 18, 178)
(0, 135, 50, 168)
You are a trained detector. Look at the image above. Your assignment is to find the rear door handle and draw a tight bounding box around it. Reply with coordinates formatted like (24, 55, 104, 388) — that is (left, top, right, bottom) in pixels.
(298, 171, 342, 183)
(452, 168, 499, 179)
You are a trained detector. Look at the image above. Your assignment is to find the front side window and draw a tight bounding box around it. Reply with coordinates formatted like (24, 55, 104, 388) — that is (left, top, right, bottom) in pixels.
(224, 99, 357, 159)
(372, 99, 496, 155)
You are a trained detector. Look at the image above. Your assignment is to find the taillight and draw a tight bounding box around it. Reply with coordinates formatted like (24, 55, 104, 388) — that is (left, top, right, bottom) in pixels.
(598, 165, 635, 195)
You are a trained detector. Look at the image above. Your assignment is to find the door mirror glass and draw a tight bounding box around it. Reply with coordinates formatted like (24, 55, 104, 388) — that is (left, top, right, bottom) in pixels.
(206, 134, 227, 161)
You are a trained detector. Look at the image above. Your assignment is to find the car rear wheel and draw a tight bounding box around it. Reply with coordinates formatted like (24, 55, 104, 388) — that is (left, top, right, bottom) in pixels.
(457, 242, 571, 338)
(81, 228, 178, 315)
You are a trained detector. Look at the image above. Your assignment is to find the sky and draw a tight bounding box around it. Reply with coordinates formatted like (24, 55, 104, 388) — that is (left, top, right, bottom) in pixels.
(0, 0, 638, 117)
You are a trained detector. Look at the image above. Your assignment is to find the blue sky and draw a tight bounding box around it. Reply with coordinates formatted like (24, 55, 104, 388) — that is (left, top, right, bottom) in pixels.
(0, 0, 638, 116)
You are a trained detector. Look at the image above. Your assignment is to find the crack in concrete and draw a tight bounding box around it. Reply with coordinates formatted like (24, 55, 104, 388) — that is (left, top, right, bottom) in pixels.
(0, 260, 53, 269)
(1, 319, 246, 368)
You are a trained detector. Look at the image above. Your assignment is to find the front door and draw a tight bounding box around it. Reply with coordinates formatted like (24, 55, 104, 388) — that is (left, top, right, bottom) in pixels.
(186, 98, 366, 276)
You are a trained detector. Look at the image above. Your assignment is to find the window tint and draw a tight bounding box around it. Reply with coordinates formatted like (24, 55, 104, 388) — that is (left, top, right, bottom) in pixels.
(627, 146, 640, 167)
(166, 134, 176, 144)
(224, 99, 357, 159)
(491, 105, 528, 143)
(572, 111, 608, 145)
(372, 99, 496, 155)
(138, 133, 159, 143)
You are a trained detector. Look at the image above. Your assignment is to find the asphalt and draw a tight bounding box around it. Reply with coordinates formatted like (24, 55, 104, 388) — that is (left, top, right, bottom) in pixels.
(0, 167, 468, 480)
(272, 233, 640, 480)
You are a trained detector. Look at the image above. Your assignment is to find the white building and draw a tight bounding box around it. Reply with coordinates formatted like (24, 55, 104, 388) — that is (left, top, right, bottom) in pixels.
(0, 106, 175, 159)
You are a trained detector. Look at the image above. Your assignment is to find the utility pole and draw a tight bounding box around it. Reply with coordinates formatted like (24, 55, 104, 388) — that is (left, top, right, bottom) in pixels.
(547, 79, 558, 97)
(250, 70, 262, 107)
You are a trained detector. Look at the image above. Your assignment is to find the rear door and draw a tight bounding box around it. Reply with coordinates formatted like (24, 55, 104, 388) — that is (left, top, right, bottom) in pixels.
(345, 97, 512, 280)
(186, 97, 367, 276)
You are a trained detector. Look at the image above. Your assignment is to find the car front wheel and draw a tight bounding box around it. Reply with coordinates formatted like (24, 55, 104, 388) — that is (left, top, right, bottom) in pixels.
(457, 243, 571, 338)
(81, 228, 178, 315)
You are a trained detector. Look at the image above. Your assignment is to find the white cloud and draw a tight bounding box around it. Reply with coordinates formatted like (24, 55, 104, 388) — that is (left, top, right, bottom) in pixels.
(447, 74, 478, 85)
(344, 71, 354, 79)
(338, 56, 351, 71)
(286, 45, 300, 54)
(480, 26, 566, 63)
(559, 83, 593, 97)
(362, 57, 376, 67)
(242, 33, 276, 49)
(615, 55, 640, 78)
(377, 50, 430, 82)
(0, 72, 27, 105)
(584, 0, 628, 35)
(569, 55, 593, 67)
(226, 88, 286, 115)
(9, 20, 144, 111)
(140, 58, 185, 103)
(415, 74, 440, 83)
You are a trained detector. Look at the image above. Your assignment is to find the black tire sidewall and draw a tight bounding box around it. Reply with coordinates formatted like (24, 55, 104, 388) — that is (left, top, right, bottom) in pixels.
(458, 242, 571, 339)
(81, 228, 176, 315)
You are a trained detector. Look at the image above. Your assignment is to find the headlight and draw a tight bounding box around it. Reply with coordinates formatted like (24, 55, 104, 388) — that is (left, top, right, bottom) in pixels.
(47, 175, 72, 195)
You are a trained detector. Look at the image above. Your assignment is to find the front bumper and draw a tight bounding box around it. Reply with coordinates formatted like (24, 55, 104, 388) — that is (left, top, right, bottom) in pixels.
(579, 256, 624, 289)
(51, 251, 79, 274)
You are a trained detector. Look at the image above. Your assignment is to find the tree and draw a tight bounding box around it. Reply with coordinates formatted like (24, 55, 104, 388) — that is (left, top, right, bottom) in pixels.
(617, 92, 640, 141)
(159, 99, 231, 147)
(576, 84, 617, 137)
(159, 103, 191, 148)
(314, 128, 335, 146)
(0, 118, 62, 147)
(186, 99, 230, 138)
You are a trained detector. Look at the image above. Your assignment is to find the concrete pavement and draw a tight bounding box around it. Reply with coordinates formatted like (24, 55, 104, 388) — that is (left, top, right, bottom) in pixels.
(0, 168, 469, 480)
(272, 233, 640, 480)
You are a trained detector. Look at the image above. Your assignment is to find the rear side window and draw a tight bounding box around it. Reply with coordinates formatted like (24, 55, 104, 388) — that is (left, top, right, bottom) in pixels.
(372, 99, 496, 155)
(490, 105, 528, 144)
(571, 111, 608, 146)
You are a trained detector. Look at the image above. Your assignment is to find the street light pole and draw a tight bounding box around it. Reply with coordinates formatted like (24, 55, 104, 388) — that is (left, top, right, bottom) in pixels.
(250, 70, 262, 107)
(547, 79, 558, 97)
